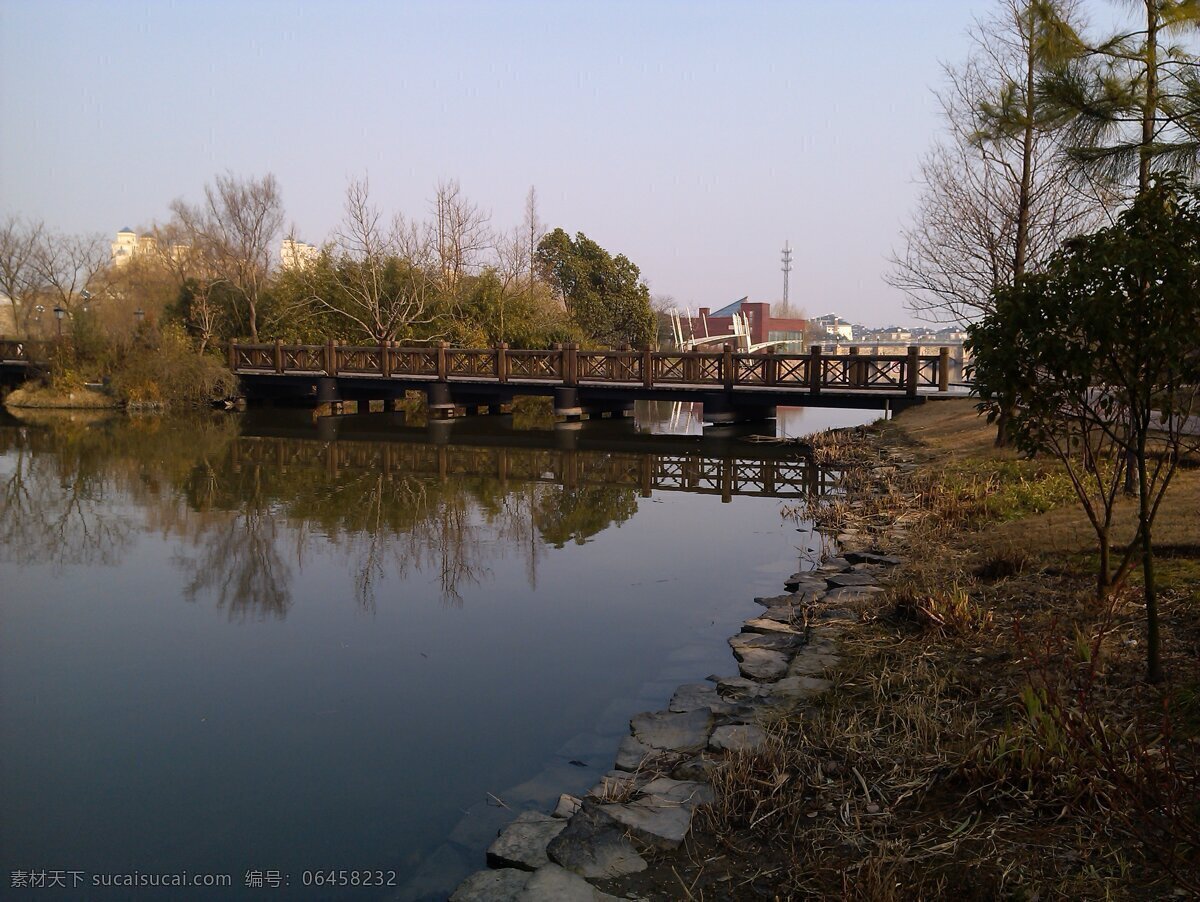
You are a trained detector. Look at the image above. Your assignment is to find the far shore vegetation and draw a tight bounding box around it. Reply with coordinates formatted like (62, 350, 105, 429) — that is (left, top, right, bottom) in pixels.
(3, 178, 662, 409)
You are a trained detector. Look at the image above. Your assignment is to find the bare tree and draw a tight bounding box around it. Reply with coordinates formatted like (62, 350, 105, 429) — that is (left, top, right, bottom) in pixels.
(302, 178, 433, 342)
(523, 185, 545, 296)
(29, 229, 108, 316)
(431, 179, 491, 289)
(888, 0, 1100, 325)
(0, 215, 44, 334)
(170, 172, 283, 341)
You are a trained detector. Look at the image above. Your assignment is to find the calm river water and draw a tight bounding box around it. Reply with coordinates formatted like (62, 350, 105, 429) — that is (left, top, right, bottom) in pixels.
(0, 402, 877, 900)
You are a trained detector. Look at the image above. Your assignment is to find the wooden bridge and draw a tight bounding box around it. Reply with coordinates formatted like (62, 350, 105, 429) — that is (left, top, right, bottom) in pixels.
(232, 341, 955, 422)
(2, 336, 959, 421)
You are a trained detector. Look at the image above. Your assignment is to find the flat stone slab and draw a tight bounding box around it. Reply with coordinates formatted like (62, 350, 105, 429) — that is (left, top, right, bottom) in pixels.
(451, 867, 530, 901)
(630, 708, 712, 754)
(589, 769, 639, 799)
(487, 811, 567, 871)
(517, 863, 621, 901)
(845, 551, 902, 567)
(553, 794, 582, 819)
(817, 557, 852, 572)
(733, 647, 790, 681)
(638, 777, 714, 809)
(769, 675, 833, 701)
(788, 650, 841, 676)
(826, 571, 881, 588)
(672, 755, 716, 782)
(613, 735, 656, 772)
(824, 585, 885, 604)
(743, 617, 802, 635)
(600, 798, 694, 850)
(782, 574, 829, 592)
(669, 683, 738, 716)
(729, 631, 805, 654)
(546, 801, 647, 880)
(716, 676, 771, 702)
(757, 606, 801, 623)
(754, 592, 804, 607)
(708, 724, 767, 754)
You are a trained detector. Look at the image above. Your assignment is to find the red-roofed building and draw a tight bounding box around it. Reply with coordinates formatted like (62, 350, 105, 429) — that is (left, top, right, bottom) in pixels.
(684, 299, 808, 350)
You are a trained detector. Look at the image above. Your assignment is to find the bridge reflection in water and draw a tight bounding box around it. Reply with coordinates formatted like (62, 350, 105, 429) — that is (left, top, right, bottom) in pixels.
(236, 408, 838, 502)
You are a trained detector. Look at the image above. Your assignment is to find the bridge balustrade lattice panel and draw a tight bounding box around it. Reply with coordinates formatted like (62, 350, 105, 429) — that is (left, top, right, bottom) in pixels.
(389, 349, 439, 377)
(506, 351, 561, 380)
(653, 355, 723, 384)
(821, 357, 853, 388)
(862, 358, 906, 389)
(336, 347, 384, 375)
(283, 346, 324, 372)
(235, 346, 275, 370)
(734, 356, 767, 385)
(577, 353, 642, 383)
(916, 358, 940, 387)
(447, 350, 497, 378)
(774, 356, 810, 385)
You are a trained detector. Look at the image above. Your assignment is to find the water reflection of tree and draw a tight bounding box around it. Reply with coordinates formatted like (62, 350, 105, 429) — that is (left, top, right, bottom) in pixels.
(0, 418, 645, 618)
(535, 485, 640, 549)
(174, 471, 292, 621)
(0, 423, 134, 569)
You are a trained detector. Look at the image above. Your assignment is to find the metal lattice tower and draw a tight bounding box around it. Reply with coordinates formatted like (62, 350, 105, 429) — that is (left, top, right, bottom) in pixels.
(780, 241, 793, 314)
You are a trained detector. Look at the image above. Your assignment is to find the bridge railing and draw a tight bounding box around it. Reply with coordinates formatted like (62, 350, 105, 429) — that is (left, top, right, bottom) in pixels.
(229, 341, 952, 396)
(0, 338, 52, 364)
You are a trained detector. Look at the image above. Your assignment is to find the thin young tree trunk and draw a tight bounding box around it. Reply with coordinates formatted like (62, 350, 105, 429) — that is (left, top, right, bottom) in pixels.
(1140, 0, 1158, 195)
(1014, 7, 1037, 279)
(1138, 440, 1162, 682)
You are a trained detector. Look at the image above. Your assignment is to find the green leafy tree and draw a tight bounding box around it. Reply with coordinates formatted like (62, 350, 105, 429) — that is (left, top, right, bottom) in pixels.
(1041, 0, 1200, 195)
(440, 269, 575, 348)
(970, 174, 1200, 682)
(535, 228, 656, 348)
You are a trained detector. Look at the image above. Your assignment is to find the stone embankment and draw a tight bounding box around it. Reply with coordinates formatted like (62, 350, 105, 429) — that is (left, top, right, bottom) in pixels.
(450, 546, 900, 901)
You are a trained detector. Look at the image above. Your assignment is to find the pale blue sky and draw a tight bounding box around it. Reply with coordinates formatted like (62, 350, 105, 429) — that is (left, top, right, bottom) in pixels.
(1, 0, 1000, 325)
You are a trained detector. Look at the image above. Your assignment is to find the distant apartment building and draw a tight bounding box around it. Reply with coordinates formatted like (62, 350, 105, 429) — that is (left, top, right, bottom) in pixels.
(861, 326, 913, 342)
(811, 313, 854, 342)
(685, 298, 808, 349)
(110, 228, 158, 266)
(110, 228, 189, 268)
(281, 237, 319, 270)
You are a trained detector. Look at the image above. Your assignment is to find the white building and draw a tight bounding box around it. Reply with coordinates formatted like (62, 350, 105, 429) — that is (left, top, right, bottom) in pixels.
(110, 228, 140, 266)
(110, 228, 183, 267)
(811, 313, 854, 342)
(280, 237, 319, 270)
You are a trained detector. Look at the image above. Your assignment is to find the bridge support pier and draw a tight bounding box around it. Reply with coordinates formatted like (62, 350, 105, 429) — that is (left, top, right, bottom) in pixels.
(426, 382, 457, 420)
(553, 387, 583, 420)
(316, 378, 339, 404)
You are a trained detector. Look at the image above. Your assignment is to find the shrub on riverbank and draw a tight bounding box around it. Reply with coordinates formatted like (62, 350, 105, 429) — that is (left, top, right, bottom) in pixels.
(106, 325, 238, 408)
